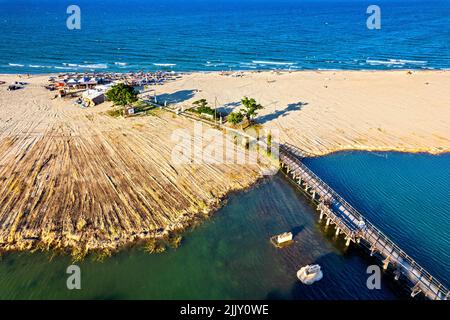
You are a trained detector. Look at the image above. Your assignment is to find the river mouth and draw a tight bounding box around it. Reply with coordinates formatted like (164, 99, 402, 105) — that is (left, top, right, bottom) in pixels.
(0, 152, 448, 300)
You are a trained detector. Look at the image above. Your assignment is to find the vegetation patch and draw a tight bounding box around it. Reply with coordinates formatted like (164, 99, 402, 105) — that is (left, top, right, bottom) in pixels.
(106, 107, 125, 118)
(190, 99, 222, 119)
(105, 83, 138, 106)
(168, 234, 183, 249)
(227, 112, 244, 125)
(226, 97, 263, 127)
(133, 100, 157, 114)
(144, 239, 167, 254)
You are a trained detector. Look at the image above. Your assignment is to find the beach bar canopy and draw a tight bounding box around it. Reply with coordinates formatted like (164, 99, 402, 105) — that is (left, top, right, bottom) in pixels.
(79, 76, 91, 84)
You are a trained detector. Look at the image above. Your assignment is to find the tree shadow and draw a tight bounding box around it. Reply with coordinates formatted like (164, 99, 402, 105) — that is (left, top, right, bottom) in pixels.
(217, 101, 241, 115)
(257, 102, 309, 124)
(156, 89, 196, 104)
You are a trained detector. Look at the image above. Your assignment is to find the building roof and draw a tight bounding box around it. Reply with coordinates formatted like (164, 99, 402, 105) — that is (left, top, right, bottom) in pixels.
(96, 84, 113, 92)
(82, 90, 104, 100)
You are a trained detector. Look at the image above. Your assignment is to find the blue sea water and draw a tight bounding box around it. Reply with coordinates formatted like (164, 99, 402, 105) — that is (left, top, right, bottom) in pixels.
(0, 0, 450, 73)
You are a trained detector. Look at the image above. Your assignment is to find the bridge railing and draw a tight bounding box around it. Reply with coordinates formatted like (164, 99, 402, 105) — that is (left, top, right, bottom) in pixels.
(282, 143, 317, 158)
(279, 145, 449, 300)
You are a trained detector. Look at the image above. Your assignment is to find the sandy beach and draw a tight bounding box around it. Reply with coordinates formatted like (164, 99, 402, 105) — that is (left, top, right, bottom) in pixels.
(0, 70, 449, 256)
(157, 70, 450, 155)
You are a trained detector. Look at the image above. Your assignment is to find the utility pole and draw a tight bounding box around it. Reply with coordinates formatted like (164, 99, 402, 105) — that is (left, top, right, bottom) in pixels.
(214, 96, 218, 126)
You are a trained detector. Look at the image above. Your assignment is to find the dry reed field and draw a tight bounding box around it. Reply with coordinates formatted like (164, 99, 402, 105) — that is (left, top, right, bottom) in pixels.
(0, 75, 266, 258)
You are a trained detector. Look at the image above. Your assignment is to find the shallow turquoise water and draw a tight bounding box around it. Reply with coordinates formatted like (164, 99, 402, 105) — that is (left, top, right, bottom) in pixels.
(0, 152, 447, 300)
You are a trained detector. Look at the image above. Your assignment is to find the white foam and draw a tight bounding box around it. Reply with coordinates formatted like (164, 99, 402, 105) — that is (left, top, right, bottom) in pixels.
(393, 59, 427, 65)
(153, 63, 176, 67)
(204, 62, 227, 67)
(55, 65, 78, 70)
(114, 62, 128, 66)
(78, 63, 108, 69)
(366, 59, 427, 66)
(366, 59, 397, 66)
(8, 63, 24, 67)
(252, 60, 296, 66)
(29, 65, 51, 68)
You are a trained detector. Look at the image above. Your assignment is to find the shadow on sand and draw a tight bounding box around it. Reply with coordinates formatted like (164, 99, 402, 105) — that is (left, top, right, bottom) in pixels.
(156, 89, 196, 104)
(217, 101, 242, 115)
(257, 102, 309, 124)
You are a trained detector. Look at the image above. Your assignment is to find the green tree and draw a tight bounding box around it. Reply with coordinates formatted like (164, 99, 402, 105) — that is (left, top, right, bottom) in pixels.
(192, 99, 208, 109)
(192, 99, 221, 119)
(241, 97, 263, 123)
(105, 83, 138, 106)
(227, 112, 244, 125)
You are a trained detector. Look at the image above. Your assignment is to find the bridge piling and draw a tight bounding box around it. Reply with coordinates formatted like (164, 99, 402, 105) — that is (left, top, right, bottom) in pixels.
(383, 257, 390, 270)
(345, 237, 351, 247)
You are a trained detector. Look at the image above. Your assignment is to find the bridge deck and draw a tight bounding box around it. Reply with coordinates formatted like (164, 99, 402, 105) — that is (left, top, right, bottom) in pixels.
(279, 144, 449, 301)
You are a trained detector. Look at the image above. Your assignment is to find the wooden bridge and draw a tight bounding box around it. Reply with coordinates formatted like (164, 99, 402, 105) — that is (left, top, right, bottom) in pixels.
(279, 143, 449, 301)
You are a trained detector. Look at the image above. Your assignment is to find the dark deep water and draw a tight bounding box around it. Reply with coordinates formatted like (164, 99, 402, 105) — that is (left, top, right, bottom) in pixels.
(1, 151, 448, 300)
(304, 151, 450, 288)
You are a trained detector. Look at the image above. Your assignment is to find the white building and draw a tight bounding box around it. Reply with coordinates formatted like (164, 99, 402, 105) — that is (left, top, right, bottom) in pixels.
(82, 90, 105, 106)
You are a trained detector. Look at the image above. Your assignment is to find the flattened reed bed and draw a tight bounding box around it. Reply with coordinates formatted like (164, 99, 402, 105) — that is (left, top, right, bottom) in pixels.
(0, 76, 267, 258)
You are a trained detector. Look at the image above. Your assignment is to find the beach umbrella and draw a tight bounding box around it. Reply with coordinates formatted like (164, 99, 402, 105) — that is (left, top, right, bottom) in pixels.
(79, 76, 90, 83)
